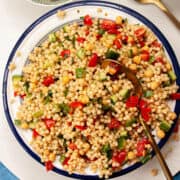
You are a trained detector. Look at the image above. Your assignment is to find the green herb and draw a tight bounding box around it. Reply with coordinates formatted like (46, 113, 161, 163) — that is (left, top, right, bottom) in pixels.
(64, 36, 71, 41)
(128, 49, 133, 58)
(110, 95, 118, 104)
(14, 119, 21, 126)
(105, 50, 120, 60)
(125, 118, 137, 127)
(102, 104, 115, 113)
(159, 121, 171, 132)
(63, 88, 69, 97)
(44, 90, 53, 104)
(149, 56, 155, 63)
(76, 68, 86, 78)
(120, 130, 128, 138)
(80, 16, 84, 20)
(60, 155, 66, 163)
(98, 29, 105, 35)
(33, 110, 43, 118)
(162, 80, 171, 87)
(72, 35, 76, 48)
(144, 90, 153, 98)
(59, 103, 70, 115)
(101, 144, 112, 159)
(119, 89, 130, 99)
(117, 137, 126, 150)
(57, 134, 64, 139)
(140, 154, 152, 164)
(23, 81, 30, 93)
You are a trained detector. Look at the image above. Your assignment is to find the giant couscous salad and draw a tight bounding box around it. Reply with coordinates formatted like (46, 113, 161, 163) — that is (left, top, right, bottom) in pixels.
(11, 14, 179, 178)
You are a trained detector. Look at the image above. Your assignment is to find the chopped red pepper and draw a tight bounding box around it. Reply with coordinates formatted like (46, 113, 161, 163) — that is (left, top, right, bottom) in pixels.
(77, 37, 86, 43)
(20, 94, 26, 99)
(138, 40, 145, 47)
(60, 49, 70, 58)
(112, 150, 126, 165)
(75, 125, 87, 130)
(43, 118, 55, 129)
(68, 143, 77, 150)
(96, 34, 102, 40)
(101, 19, 117, 30)
(134, 28, 146, 38)
(107, 28, 119, 34)
(14, 91, 18, 96)
(151, 40, 161, 48)
(153, 57, 165, 65)
(70, 101, 84, 108)
(108, 117, 121, 129)
(121, 35, 128, 44)
(126, 96, 139, 108)
(141, 107, 151, 121)
(140, 50, 150, 61)
(114, 39, 122, 49)
(85, 29, 90, 36)
(136, 138, 149, 157)
(84, 15, 93, 26)
(170, 93, 180, 100)
(139, 99, 148, 109)
(42, 75, 54, 87)
(63, 157, 70, 166)
(45, 161, 54, 171)
(32, 129, 39, 139)
(88, 53, 99, 67)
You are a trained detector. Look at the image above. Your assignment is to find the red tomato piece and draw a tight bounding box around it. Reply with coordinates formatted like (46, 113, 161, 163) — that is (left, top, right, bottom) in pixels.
(43, 118, 55, 129)
(96, 34, 102, 40)
(45, 161, 54, 171)
(121, 35, 128, 44)
(140, 50, 150, 61)
(42, 75, 54, 87)
(60, 49, 70, 58)
(151, 40, 161, 48)
(153, 57, 165, 65)
(138, 40, 145, 47)
(88, 53, 99, 67)
(63, 157, 70, 166)
(114, 39, 122, 49)
(112, 150, 126, 164)
(84, 15, 93, 26)
(101, 19, 117, 30)
(77, 37, 86, 43)
(126, 96, 139, 108)
(69, 143, 77, 150)
(85, 29, 90, 36)
(75, 125, 87, 130)
(70, 101, 84, 108)
(136, 138, 149, 157)
(170, 93, 180, 100)
(20, 94, 26, 99)
(141, 107, 151, 121)
(108, 117, 121, 129)
(32, 129, 39, 139)
(134, 28, 146, 38)
(139, 99, 148, 109)
(107, 28, 119, 34)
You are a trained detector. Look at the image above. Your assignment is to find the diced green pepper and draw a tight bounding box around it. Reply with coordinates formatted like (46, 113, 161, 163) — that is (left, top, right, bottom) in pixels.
(105, 50, 120, 60)
(101, 144, 112, 159)
(168, 71, 176, 81)
(77, 48, 85, 60)
(159, 121, 171, 132)
(102, 104, 115, 113)
(33, 110, 43, 118)
(59, 103, 70, 115)
(125, 118, 137, 127)
(111, 95, 118, 104)
(48, 33, 56, 42)
(14, 119, 21, 126)
(63, 88, 69, 97)
(119, 89, 130, 99)
(140, 154, 152, 164)
(72, 35, 76, 48)
(60, 155, 66, 163)
(76, 68, 86, 78)
(12, 75, 22, 87)
(149, 56, 155, 64)
(117, 137, 126, 150)
(98, 29, 105, 35)
(128, 49, 133, 58)
(99, 71, 107, 81)
(23, 81, 30, 94)
(62, 25, 69, 33)
(120, 130, 128, 138)
(43, 90, 53, 104)
(144, 90, 153, 98)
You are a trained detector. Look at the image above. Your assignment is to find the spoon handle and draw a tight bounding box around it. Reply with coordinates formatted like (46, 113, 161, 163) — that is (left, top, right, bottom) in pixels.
(139, 118, 173, 180)
(154, 0, 180, 29)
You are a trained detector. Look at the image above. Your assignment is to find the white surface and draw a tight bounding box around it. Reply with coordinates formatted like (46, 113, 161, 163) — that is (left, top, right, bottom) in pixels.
(0, 0, 180, 180)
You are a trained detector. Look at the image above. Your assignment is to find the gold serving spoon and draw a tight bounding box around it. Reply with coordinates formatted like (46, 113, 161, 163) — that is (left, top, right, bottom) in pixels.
(135, 0, 180, 29)
(102, 59, 173, 180)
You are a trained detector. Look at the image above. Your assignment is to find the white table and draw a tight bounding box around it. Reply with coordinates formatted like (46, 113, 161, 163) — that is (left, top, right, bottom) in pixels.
(0, 0, 179, 180)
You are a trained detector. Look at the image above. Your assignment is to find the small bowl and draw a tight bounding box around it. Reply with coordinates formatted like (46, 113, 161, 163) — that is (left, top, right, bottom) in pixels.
(26, 0, 72, 6)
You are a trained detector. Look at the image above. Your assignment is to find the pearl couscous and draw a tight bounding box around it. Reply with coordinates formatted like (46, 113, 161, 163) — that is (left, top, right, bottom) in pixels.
(12, 15, 179, 178)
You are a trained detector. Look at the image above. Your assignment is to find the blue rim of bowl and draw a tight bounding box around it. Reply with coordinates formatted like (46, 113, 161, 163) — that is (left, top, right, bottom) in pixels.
(2, 1, 180, 179)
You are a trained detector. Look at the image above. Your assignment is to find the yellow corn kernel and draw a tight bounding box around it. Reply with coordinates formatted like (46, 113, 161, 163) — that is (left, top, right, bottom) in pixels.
(129, 63, 137, 71)
(85, 43, 94, 51)
(144, 68, 154, 78)
(157, 129, 165, 139)
(150, 81, 159, 90)
(115, 16, 123, 25)
(132, 46, 139, 56)
(141, 46, 149, 52)
(62, 76, 70, 85)
(44, 150, 50, 156)
(165, 63, 172, 71)
(49, 153, 56, 162)
(128, 151, 135, 160)
(133, 55, 141, 64)
(21, 122, 29, 129)
(79, 95, 89, 104)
